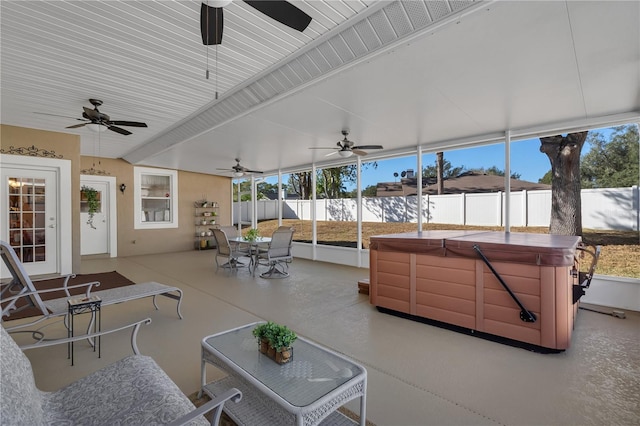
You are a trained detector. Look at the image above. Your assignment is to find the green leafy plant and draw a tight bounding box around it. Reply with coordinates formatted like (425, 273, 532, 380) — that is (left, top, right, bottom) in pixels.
(252, 322, 273, 341)
(81, 185, 99, 229)
(267, 323, 297, 352)
(244, 228, 260, 242)
(252, 322, 297, 353)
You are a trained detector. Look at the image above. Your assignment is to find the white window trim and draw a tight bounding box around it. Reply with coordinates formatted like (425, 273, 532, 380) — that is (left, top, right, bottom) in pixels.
(134, 167, 178, 229)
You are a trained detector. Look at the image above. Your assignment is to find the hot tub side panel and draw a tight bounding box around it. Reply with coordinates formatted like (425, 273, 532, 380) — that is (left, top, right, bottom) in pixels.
(478, 261, 543, 347)
(415, 255, 476, 329)
(370, 249, 411, 313)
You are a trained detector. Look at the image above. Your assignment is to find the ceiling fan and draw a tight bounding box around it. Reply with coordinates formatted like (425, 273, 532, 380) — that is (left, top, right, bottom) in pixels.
(217, 158, 264, 176)
(310, 130, 384, 158)
(201, 0, 312, 45)
(36, 99, 148, 136)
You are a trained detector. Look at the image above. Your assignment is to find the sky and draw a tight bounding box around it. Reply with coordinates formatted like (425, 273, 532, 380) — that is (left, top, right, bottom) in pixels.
(261, 126, 620, 191)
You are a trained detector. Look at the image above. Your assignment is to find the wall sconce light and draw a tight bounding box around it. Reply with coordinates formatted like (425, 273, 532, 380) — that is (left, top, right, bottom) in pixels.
(120, 183, 126, 193)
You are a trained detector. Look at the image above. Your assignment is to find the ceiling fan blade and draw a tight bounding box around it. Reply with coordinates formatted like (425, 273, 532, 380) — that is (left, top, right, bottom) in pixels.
(110, 120, 148, 128)
(82, 106, 101, 120)
(309, 147, 338, 150)
(244, 1, 311, 32)
(325, 150, 339, 157)
(353, 145, 383, 150)
(244, 169, 263, 174)
(201, 3, 224, 45)
(66, 123, 88, 129)
(352, 149, 368, 156)
(107, 125, 132, 136)
(34, 112, 84, 120)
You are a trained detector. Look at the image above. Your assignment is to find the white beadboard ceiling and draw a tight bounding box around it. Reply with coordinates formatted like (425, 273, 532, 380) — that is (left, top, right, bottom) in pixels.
(1, 1, 639, 178)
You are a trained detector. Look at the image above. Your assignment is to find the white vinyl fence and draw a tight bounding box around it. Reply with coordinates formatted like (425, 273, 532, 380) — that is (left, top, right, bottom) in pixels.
(238, 186, 639, 231)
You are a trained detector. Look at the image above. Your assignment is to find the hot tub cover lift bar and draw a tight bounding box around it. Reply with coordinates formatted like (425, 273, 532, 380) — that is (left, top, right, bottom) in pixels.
(473, 244, 538, 323)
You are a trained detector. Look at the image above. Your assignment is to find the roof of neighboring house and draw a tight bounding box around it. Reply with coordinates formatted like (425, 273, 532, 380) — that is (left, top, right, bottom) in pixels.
(376, 172, 550, 197)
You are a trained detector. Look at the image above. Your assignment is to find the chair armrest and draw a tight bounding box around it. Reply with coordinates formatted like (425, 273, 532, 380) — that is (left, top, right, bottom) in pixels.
(1, 281, 101, 306)
(31, 273, 78, 296)
(18, 318, 152, 355)
(165, 388, 242, 426)
(2, 281, 101, 321)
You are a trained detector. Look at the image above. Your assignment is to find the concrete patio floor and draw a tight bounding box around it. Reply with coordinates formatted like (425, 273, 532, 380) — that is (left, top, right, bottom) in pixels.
(8, 250, 640, 425)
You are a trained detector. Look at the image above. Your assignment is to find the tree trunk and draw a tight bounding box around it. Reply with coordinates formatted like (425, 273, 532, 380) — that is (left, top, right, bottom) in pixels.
(436, 152, 444, 195)
(539, 132, 588, 236)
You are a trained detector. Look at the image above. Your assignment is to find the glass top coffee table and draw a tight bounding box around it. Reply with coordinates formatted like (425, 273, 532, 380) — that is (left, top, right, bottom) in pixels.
(200, 322, 367, 426)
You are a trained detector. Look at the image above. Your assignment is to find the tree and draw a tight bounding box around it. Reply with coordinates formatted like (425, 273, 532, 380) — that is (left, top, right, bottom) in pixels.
(423, 158, 465, 180)
(470, 166, 522, 180)
(317, 166, 353, 198)
(581, 125, 639, 188)
(288, 172, 313, 199)
(436, 152, 444, 195)
(539, 131, 588, 236)
(538, 170, 552, 185)
(288, 162, 377, 199)
(361, 184, 378, 197)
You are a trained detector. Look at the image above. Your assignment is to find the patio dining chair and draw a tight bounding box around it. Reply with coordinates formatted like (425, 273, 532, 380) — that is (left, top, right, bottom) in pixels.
(212, 228, 250, 271)
(255, 226, 294, 278)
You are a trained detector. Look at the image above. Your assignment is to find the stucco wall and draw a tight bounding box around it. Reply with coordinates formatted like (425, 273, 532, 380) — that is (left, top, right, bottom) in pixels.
(80, 157, 231, 257)
(1, 124, 231, 271)
(1, 124, 82, 271)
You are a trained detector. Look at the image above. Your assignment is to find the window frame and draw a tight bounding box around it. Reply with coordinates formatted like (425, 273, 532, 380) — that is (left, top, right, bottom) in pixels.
(133, 167, 178, 229)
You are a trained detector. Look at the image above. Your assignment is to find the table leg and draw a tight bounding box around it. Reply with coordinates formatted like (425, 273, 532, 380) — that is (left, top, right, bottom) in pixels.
(360, 391, 367, 426)
(198, 350, 206, 399)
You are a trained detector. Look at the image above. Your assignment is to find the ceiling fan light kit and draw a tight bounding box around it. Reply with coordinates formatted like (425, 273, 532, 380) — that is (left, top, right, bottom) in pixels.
(338, 150, 353, 158)
(86, 123, 108, 133)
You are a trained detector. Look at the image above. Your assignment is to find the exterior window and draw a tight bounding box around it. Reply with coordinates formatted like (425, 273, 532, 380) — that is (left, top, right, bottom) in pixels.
(134, 167, 178, 229)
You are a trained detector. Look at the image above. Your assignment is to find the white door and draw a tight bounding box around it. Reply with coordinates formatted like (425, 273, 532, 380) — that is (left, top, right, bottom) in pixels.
(1, 168, 58, 275)
(80, 178, 110, 255)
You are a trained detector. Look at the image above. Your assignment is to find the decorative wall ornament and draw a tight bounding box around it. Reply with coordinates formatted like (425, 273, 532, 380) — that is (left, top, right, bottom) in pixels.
(0, 145, 63, 158)
(80, 167, 110, 176)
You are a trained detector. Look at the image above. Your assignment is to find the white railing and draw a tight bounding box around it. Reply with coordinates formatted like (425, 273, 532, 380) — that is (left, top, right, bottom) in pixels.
(238, 186, 639, 231)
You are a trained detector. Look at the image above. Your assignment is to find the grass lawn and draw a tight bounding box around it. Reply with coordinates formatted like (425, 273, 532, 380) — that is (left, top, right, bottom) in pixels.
(251, 220, 639, 279)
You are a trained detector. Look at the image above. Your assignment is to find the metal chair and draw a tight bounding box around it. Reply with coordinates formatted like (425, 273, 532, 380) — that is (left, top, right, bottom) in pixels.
(573, 244, 602, 303)
(212, 229, 249, 271)
(255, 227, 294, 278)
(0, 240, 184, 336)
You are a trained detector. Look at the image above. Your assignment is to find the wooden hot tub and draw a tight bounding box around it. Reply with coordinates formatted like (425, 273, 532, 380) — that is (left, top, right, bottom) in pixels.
(369, 231, 582, 351)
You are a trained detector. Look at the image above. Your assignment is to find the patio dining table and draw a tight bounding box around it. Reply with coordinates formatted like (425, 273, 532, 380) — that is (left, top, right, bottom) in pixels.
(229, 236, 271, 274)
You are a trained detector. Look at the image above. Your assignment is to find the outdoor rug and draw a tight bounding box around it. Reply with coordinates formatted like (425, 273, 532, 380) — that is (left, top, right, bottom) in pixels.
(1, 271, 135, 321)
(188, 390, 375, 426)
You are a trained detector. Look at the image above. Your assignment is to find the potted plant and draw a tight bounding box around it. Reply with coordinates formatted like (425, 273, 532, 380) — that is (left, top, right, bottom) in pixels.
(244, 228, 260, 242)
(252, 322, 275, 354)
(267, 323, 297, 364)
(252, 322, 297, 364)
(81, 185, 99, 229)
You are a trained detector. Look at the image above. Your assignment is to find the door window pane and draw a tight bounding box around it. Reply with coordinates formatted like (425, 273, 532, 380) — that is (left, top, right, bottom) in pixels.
(7, 177, 46, 263)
